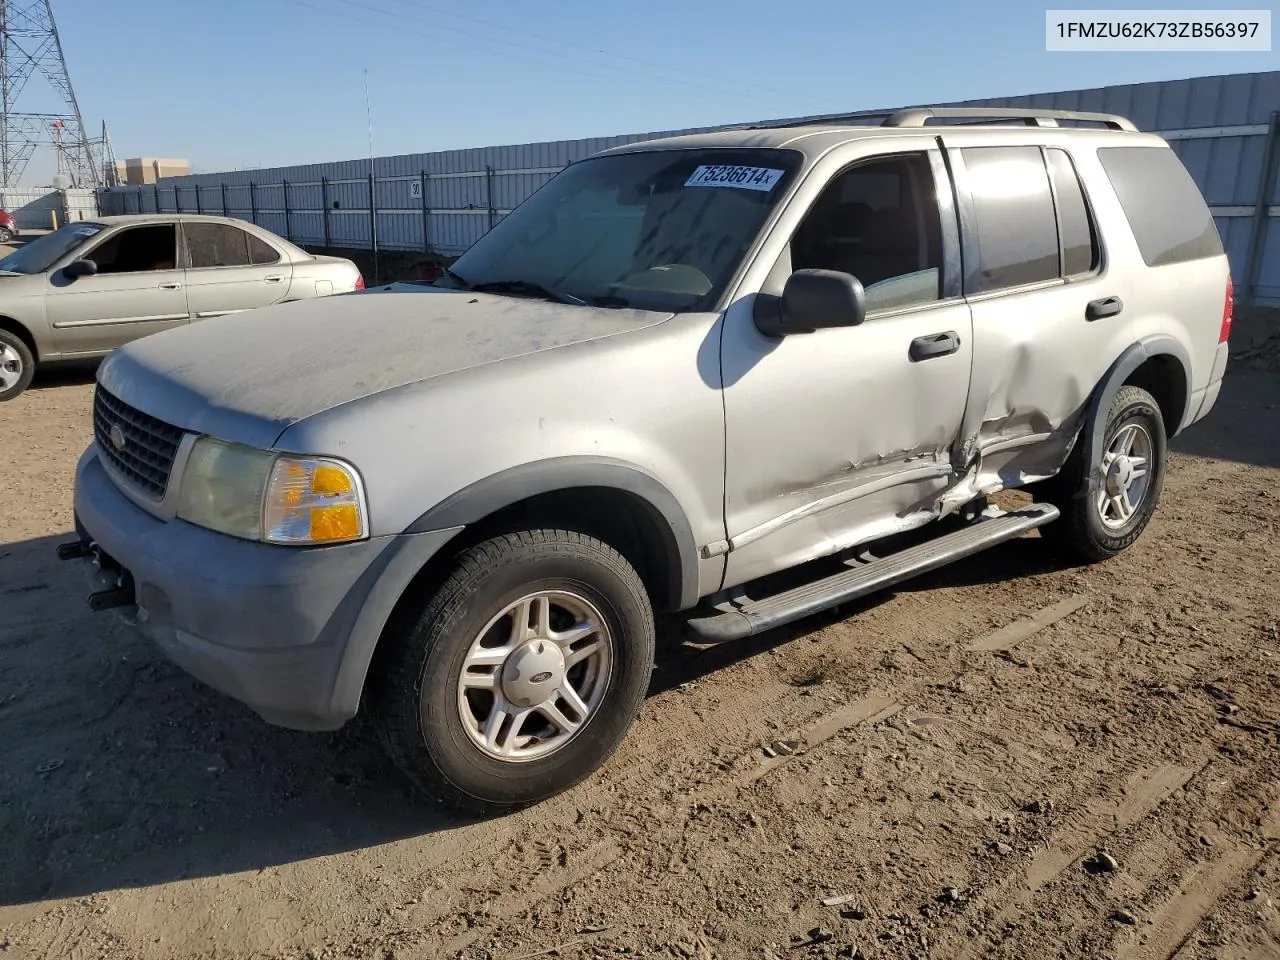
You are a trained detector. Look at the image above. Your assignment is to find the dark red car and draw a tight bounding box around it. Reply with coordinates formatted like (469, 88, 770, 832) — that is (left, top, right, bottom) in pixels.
(0, 209, 17, 244)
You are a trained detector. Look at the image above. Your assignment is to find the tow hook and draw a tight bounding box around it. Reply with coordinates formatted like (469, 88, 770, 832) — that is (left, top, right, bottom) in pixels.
(55, 539, 94, 560)
(57, 539, 137, 612)
(88, 583, 135, 612)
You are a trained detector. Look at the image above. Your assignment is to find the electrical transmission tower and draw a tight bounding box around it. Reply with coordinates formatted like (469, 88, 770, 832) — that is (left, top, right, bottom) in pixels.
(0, 0, 99, 187)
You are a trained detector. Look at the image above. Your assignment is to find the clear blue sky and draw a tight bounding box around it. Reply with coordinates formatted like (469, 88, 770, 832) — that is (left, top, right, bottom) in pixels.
(47, 0, 1280, 176)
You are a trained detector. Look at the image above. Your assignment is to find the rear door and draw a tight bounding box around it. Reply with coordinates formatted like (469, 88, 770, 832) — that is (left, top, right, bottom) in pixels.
(181, 221, 291, 320)
(942, 135, 1117, 483)
(46, 221, 188, 356)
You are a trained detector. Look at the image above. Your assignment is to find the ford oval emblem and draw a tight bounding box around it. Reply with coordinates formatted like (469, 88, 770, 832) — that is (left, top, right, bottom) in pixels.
(109, 423, 126, 451)
(529, 671, 553, 684)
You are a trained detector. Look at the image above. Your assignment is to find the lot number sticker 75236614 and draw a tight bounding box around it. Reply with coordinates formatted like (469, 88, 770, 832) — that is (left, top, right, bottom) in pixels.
(684, 165, 785, 192)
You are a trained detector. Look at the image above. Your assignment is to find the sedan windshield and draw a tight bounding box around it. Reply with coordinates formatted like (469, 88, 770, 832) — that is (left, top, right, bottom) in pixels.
(444, 148, 802, 312)
(0, 222, 104, 275)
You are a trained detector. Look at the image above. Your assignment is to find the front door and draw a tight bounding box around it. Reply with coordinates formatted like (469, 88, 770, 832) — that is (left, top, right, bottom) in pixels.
(181, 221, 291, 320)
(46, 221, 187, 356)
(720, 149, 974, 587)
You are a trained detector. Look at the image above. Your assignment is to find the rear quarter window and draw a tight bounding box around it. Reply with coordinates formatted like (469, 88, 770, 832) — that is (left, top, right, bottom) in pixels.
(1096, 146, 1223, 267)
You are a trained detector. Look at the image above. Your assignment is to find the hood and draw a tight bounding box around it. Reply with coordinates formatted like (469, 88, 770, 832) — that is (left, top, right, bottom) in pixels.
(98, 283, 672, 449)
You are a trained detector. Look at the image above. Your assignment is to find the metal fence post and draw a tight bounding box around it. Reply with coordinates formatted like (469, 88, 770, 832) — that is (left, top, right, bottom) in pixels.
(220, 182, 228, 216)
(195, 184, 203, 215)
(485, 165, 496, 229)
(368, 171, 379, 283)
(282, 178, 291, 240)
(173, 185, 180, 212)
(153, 184, 160, 212)
(249, 181, 257, 224)
(321, 177, 331, 247)
(420, 169, 429, 252)
(1245, 110, 1280, 306)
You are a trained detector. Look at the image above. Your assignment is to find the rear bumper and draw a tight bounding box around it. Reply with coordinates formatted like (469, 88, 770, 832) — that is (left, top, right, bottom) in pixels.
(73, 445, 461, 730)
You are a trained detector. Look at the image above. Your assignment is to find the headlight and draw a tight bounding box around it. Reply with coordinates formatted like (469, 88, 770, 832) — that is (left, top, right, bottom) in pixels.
(175, 437, 368, 545)
(262, 456, 367, 544)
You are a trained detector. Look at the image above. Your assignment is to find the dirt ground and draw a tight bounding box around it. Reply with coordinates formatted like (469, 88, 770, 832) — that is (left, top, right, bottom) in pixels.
(2, 317, 1279, 960)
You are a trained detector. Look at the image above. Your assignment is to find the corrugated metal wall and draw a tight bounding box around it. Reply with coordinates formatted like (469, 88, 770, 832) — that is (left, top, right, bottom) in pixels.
(1, 187, 99, 229)
(98, 70, 1280, 303)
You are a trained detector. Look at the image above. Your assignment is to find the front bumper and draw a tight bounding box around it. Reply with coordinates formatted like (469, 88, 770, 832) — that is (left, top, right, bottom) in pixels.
(72, 445, 460, 730)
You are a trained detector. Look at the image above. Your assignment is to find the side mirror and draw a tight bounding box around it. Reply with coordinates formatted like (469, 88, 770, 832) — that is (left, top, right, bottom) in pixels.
(754, 269, 866, 337)
(63, 258, 98, 279)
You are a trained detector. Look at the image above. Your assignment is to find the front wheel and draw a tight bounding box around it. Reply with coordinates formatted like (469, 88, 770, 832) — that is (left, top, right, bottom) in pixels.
(1036, 384, 1167, 562)
(0, 226, 14, 244)
(369, 529, 655, 813)
(0, 329, 34, 401)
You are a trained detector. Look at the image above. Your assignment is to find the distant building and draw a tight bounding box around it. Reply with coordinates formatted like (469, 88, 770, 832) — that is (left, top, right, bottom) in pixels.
(114, 157, 191, 185)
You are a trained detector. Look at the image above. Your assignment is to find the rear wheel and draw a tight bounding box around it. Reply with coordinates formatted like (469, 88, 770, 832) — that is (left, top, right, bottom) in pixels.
(369, 529, 655, 813)
(0, 329, 34, 401)
(1036, 385, 1167, 562)
(0, 226, 14, 243)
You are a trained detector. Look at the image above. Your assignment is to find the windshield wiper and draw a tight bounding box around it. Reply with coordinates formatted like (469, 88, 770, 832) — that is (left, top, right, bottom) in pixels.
(468, 279, 586, 306)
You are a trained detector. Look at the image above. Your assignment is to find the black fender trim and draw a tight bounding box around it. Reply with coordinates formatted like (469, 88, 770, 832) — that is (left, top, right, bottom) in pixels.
(1076, 335, 1192, 497)
(406, 456, 702, 610)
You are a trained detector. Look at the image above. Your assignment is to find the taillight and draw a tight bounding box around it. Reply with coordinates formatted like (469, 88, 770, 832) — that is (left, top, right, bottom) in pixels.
(1219, 274, 1233, 343)
(354, 274, 365, 291)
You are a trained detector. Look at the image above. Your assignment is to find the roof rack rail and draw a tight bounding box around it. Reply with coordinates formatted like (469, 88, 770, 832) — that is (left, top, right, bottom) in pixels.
(882, 107, 1138, 131)
(742, 109, 896, 130)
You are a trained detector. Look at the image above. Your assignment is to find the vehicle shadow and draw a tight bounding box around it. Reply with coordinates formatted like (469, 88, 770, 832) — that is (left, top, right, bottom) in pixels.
(1167, 364, 1280, 470)
(0, 530, 892, 907)
(30, 359, 100, 391)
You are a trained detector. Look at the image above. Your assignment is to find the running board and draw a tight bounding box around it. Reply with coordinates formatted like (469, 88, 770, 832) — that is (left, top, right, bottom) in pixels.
(684, 504, 1060, 642)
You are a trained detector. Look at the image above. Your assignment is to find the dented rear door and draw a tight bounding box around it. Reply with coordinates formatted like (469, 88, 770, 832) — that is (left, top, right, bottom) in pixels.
(944, 133, 1124, 486)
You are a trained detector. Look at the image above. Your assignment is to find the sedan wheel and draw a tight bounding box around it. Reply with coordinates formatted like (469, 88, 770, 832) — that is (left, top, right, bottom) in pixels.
(0, 331, 34, 400)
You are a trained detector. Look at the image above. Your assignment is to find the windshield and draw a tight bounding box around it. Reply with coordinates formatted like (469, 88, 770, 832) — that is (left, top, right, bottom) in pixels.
(444, 148, 802, 312)
(0, 222, 104, 275)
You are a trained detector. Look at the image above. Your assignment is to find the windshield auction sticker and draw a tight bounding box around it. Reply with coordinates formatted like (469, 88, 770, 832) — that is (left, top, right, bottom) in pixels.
(684, 165, 785, 192)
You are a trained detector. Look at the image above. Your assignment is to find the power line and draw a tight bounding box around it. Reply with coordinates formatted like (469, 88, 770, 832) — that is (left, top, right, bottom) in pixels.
(377, 0, 822, 105)
(286, 0, 824, 112)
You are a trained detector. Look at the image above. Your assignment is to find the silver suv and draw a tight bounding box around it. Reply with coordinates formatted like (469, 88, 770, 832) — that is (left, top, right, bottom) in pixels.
(66, 108, 1231, 812)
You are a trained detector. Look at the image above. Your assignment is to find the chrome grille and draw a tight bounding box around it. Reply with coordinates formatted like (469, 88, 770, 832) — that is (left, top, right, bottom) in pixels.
(93, 385, 184, 500)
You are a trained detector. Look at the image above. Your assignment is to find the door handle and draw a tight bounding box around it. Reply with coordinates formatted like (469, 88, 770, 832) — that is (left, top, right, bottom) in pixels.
(909, 331, 961, 362)
(1086, 296, 1123, 321)
(158, 282, 182, 290)
(264, 274, 283, 283)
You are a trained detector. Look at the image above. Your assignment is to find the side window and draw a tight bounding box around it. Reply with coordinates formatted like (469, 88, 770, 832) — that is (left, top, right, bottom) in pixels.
(961, 146, 1059, 293)
(246, 232, 281, 265)
(791, 153, 942, 313)
(186, 223, 251, 268)
(1046, 149, 1099, 276)
(1097, 145, 1223, 267)
(87, 224, 178, 274)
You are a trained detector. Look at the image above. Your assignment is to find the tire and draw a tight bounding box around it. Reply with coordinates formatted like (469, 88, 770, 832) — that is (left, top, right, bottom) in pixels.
(1036, 385, 1167, 563)
(0, 329, 35, 401)
(369, 529, 655, 814)
(0, 227, 13, 243)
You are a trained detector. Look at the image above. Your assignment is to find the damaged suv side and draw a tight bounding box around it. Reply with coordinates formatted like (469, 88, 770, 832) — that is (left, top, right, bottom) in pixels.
(68, 107, 1230, 812)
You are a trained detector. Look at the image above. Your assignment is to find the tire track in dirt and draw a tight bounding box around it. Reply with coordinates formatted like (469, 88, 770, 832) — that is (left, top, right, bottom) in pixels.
(421, 594, 1096, 958)
(923, 760, 1206, 960)
(1120, 806, 1280, 960)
